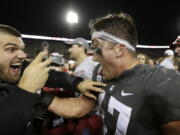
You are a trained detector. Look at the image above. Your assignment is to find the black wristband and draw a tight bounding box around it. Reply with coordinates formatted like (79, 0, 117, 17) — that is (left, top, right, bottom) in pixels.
(39, 92, 55, 109)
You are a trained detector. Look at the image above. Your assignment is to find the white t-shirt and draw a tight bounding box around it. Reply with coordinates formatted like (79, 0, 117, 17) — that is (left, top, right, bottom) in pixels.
(160, 58, 175, 69)
(73, 56, 99, 79)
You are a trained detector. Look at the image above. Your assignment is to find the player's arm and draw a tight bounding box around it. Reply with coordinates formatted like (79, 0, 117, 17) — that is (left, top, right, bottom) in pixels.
(161, 121, 180, 135)
(19, 51, 98, 118)
(48, 95, 96, 118)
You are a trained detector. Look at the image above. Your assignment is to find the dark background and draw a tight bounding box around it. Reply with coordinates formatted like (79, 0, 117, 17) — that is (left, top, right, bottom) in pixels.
(0, 0, 179, 58)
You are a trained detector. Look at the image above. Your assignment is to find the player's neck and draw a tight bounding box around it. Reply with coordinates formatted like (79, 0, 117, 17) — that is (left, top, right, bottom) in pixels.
(122, 58, 139, 72)
(106, 56, 139, 79)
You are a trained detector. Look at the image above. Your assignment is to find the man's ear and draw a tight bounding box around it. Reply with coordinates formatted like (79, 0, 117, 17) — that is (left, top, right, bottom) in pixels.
(114, 44, 125, 57)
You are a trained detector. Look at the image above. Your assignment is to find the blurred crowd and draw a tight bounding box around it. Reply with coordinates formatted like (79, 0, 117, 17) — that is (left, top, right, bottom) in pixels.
(26, 35, 180, 74)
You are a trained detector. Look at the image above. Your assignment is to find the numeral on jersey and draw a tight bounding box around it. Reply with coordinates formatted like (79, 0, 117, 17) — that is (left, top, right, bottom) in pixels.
(108, 96, 132, 135)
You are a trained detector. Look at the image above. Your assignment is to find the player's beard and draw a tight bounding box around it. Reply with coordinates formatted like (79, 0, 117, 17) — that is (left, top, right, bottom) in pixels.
(93, 48, 103, 61)
(0, 64, 21, 84)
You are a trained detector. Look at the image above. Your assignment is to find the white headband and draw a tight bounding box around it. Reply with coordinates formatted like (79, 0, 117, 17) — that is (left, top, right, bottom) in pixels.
(92, 31, 136, 52)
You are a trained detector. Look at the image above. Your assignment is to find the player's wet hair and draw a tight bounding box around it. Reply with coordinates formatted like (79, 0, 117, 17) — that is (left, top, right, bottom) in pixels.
(89, 12, 138, 48)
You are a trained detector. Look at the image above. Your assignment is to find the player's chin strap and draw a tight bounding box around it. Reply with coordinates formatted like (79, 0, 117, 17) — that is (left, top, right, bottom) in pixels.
(92, 31, 136, 52)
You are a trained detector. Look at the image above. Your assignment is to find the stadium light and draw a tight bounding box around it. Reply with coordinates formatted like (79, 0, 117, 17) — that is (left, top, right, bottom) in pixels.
(66, 11, 78, 24)
(66, 11, 78, 38)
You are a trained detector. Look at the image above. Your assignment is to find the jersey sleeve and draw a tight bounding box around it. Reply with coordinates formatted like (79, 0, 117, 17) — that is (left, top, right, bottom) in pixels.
(145, 66, 180, 124)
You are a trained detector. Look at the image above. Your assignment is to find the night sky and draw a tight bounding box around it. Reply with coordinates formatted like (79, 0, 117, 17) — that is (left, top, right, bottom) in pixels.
(0, 0, 180, 45)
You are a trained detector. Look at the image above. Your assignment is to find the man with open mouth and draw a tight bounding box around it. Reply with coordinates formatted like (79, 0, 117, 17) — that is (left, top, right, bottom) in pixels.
(0, 24, 105, 135)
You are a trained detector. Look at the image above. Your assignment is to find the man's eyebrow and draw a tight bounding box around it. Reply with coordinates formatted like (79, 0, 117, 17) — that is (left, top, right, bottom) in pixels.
(4, 43, 19, 47)
(3, 43, 25, 48)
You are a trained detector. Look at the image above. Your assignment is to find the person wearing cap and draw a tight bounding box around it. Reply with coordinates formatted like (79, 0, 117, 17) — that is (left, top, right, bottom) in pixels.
(74, 12, 180, 135)
(171, 36, 180, 58)
(160, 49, 175, 69)
(66, 37, 99, 80)
(49, 52, 65, 71)
(62, 38, 103, 135)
